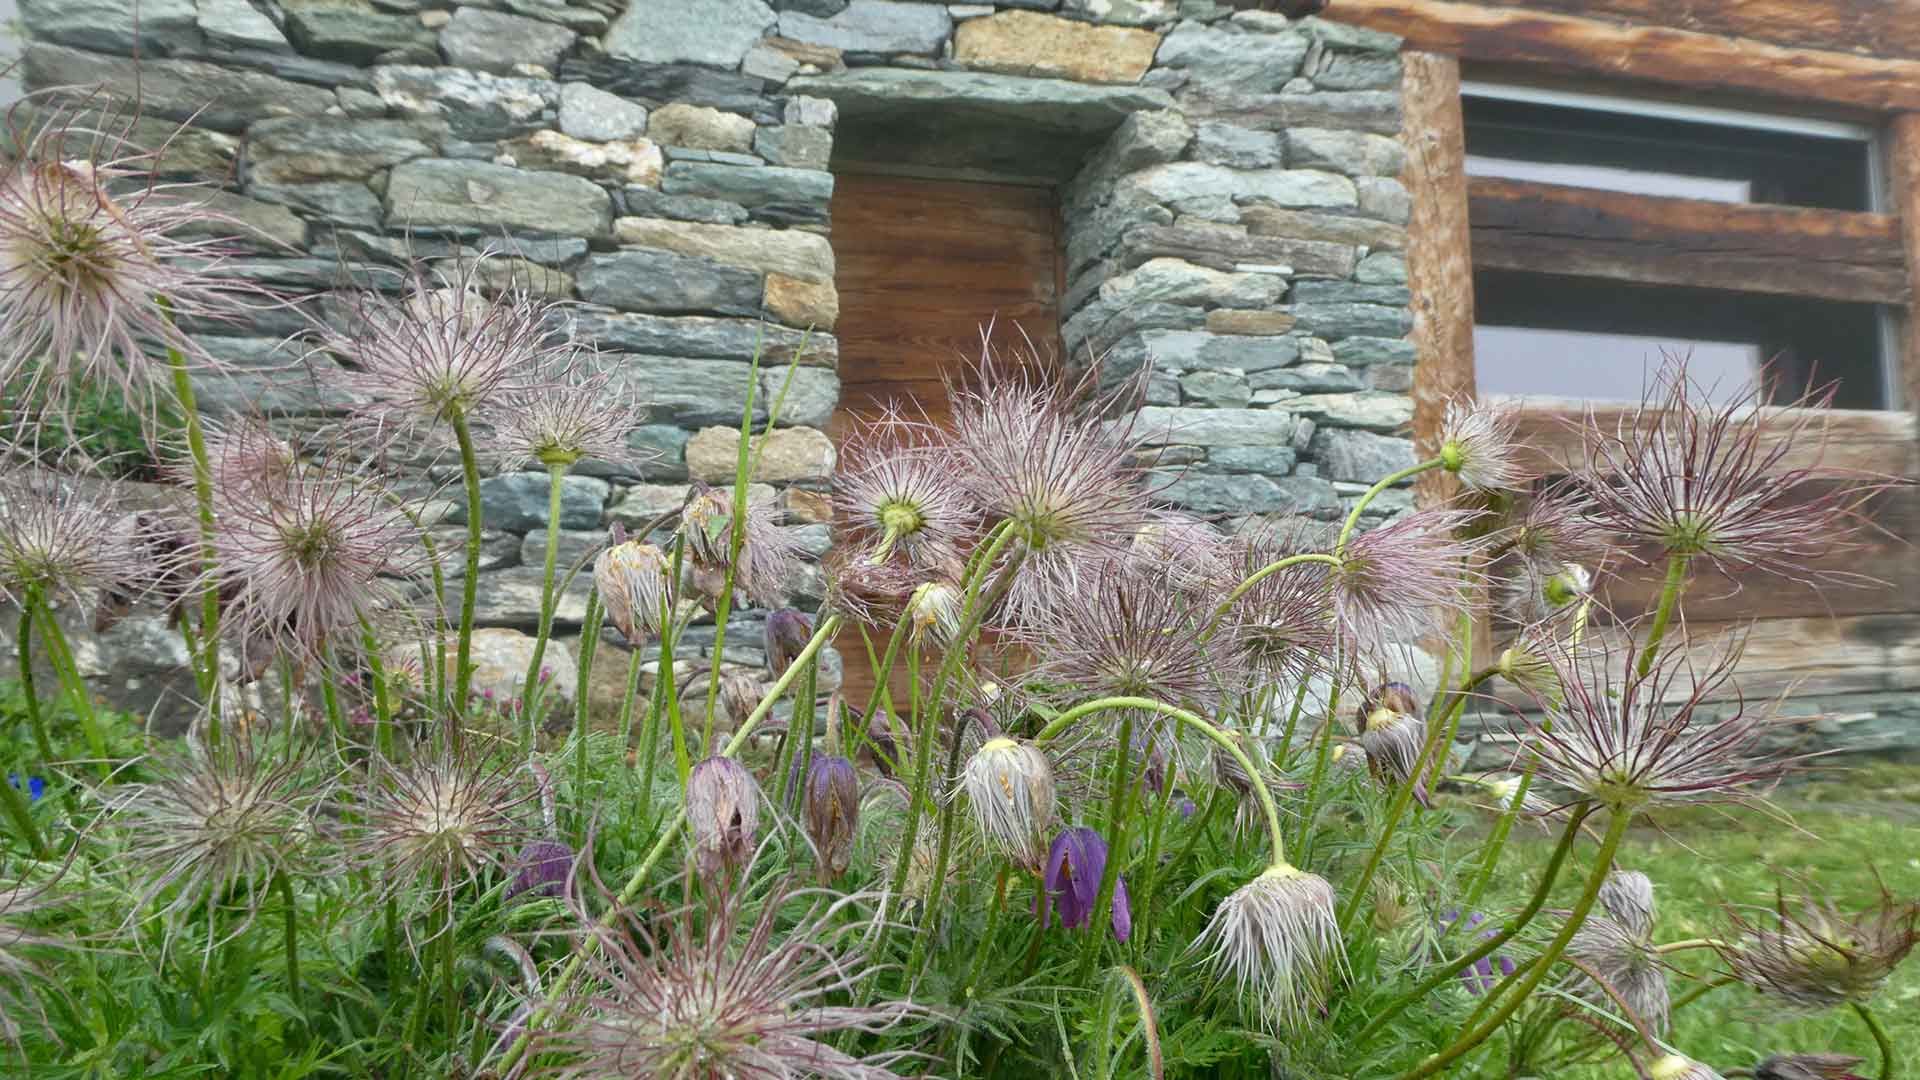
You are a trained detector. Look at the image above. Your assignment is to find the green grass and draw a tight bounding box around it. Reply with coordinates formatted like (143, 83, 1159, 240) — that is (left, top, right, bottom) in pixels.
(1512, 763, 1920, 1076)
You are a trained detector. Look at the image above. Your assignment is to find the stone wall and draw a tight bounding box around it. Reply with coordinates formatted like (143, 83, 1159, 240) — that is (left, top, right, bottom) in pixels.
(11, 0, 1421, 727)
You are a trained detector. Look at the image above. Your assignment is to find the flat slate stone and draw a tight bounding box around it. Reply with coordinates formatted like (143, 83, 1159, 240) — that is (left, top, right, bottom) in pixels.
(578, 250, 764, 317)
(22, 44, 335, 133)
(778, 0, 952, 54)
(661, 162, 833, 209)
(282, 0, 437, 64)
(245, 117, 440, 185)
(20, 0, 199, 55)
(385, 159, 612, 238)
(198, 0, 293, 53)
(559, 83, 650, 142)
(440, 7, 578, 75)
(449, 472, 610, 532)
(371, 65, 560, 140)
(560, 59, 777, 123)
(605, 0, 776, 67)
(789, 68, 1170, 131)
(557, 308, 837, 368)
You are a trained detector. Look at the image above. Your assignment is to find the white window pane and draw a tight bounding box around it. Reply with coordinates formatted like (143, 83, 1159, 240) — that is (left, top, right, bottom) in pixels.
(1473, 325, 1761, 405)
(1465, 155, 1754, 203)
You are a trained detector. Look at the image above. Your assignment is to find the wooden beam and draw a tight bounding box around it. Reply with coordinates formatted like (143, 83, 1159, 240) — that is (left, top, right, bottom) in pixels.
(1401, 51, 1476, 509)
(1466, 177, 1910, 305)
(1321, 0, 1920, 113)
(1505, 402, 1920, 478)
(1458, 0, 1920, 66)
(1887, 114, 1920, 412)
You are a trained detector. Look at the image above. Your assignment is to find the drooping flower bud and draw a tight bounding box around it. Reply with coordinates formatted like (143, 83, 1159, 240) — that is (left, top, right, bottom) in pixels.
(763, 607, 813, 674)
(1755, 1053, 1868, 1080)
(1716, 884, 1919, 1010)
(862, 707, 899, 778)
(1041, 827, 1129, 942)
(960, 737, 1055, 872)
(1357, 682, 1429, 801)
(717, 670, 763, 734)
(1598, 868, 1657, 938)
(906, 579, 964, 645)
(594, 537, 672, 644)
(687, 756, 760, 879)
(803, 754, 859, 880)
(507, 839, 573, 899)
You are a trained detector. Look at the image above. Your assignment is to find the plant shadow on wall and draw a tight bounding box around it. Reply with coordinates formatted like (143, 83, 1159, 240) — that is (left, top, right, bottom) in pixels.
(0, 95, 1914, 1080)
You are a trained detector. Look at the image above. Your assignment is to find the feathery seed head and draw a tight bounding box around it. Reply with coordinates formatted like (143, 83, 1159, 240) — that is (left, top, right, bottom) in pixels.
(682, 484, 801, 609)
(1438, 399, 1527, 492)
(1356, 683, 1428, 793)
(485, 351, 644, 472)
(1563, 874, 1670, 1036)
(1026, 555, 1238, 709)
(353, 741, 538, 909)
(835, 417, 978, 568)
(1334, 510, 1479, 656)
(960, 737, 1055, 872)
(1650, 1054, 1726, 1080)
(1717, 883, 1919, 1010)
(1599, 869, 1657, 938)
(542, 873, 923, 1079)
(0, 106, 268, 428)
(0, 471, 136, 606)
(331, 252, 561, 428)
(687, 756, 761, 880)
(906, 579, 966, 646)
(1131, 511, 1233, 595)
(1199, 862, 1347, 1031)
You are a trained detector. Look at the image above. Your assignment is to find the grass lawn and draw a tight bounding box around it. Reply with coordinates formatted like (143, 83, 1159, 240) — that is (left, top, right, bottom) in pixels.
(1507, 760, 1920, 1076)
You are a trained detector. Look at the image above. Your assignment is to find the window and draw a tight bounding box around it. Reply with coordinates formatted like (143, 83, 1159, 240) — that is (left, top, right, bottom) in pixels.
(1460, 83, 1894, 410)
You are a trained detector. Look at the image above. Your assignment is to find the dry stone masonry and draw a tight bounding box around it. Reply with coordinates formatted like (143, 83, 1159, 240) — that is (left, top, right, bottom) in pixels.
(12, 0, 1423, 729)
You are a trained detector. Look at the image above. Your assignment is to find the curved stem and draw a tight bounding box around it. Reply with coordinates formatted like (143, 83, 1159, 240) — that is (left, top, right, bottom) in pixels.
(276, 869, 303, 1018)
(574, 589, 603, 740)
(495, 613, 844, 1074)
(449, 407, 485, 718)
(1463, 765, 1537, 909)
(1206, 552, 1342, 634)
(30, 596, 107, 775)
(1635, 552, 1691, 678)
(163, 331, 224, 744)
(1652, 938, 1728, 955)
(1034, 697, 1287, 871)
(1358, 804, 1591, 1043)
(1668, 973, 1733, 1014)
(520, 462, 569, 747)
(1335, 458, 1443, 556)
(1400, 809, 1633, 1079)
(1853, 1002, 1895, 1080)
(14, 603, 55, 769)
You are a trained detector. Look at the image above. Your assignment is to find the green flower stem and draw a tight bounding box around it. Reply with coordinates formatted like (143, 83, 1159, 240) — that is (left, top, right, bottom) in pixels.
(0, 728, 47, 860)
(880, 525, 1019, 919)
(635, 652, 669, 818)
(1667, 974, 1733, 1014)
(318, 657, 346, 739)
(664, 539, 690, 784)
(14, 603, 56, 771)
(162, 331, 224, 743)
(1206, 552, 1343, 633)
(495, 613, 843, 1074)
(1462, 764, 1538, 909)
(28, 595, 107, 774)
(1357, 803, 1591, 1044)
(1336, 458, 1443, 556)
(1295, 681, 1343, 863)
(1034, 697, 1287, 872)
(574, 590, 603, 739)
(449, 407, 485, 718)
(906, 696, 981, 981)
(1077, 709, 1138, 982)
(1853, 1002, 1895, 1080)
(519, 462, 570, 748)
(1132, 741, 1182, 950)
(275, 869, 302, 1018)
(1400, 809, 1632, 1080)
(360, 626, 395, 758)
(790, 658, 818, 806)
(439, 892, 458, 1038)
(1636, 552, 1692, 678)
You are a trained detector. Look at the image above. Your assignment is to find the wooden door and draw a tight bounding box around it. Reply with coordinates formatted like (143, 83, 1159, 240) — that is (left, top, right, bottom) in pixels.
(827, 174, 1065, 714)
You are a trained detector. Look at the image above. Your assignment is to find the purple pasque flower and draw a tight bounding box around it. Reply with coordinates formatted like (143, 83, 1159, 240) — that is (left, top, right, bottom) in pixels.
(1572, 359, 1889, 590)
(762, 607, 813, 675)
(507, 839, 574, 900)
(1041, 826, 1130, 942)
(803, 754, 859, 880)
(1437, 910, 1515, 994)
(0, 101, 271, 430)
(686, 756, 761, 880)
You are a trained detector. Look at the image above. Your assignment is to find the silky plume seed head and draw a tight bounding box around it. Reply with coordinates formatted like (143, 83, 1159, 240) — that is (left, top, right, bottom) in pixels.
(1437, 398, 1527, 492)
(483, 350, 645, 473)
(835, 415, 979, 568)
(1199, 863, 1347, 1031)
(1756, 1053, 1869, 1080)
(1333, 509, 1480, 658)
(686, 756, 761, 880)
(352, 741, 538, 913)
(1650, 1054, 1726, 1080)
(1024, 554, 1239, 710)
(1562, 874, 1671, 1037)
(803, 754, 860, 880)
(682, 484, 801, 609)
(1716, 883, 1919, 1011)
(960, 737, 1056, 873)
(0, 471, 138, 607)
(1356, 683, 1430, 798)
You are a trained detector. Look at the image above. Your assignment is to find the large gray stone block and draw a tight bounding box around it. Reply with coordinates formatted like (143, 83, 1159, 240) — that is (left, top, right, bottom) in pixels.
(1134, 406, 1296, 446)
(282, 0, 437, 64)
(22, 44, 334, 133)
(1309, 428, 1416, 483)
(661, 162, 834, 209)
(778, 0, 953, 54)
(606, 0, 776, 67)
(372, 65, 560, 140)
(385, 159, 612, 238)
(20, 0, 198, 55)
(578, 250, 765, 317)
(1155, 21, 1308, 92)
(451, 472, 611, 532)
(245, 117, 440, 185)
(440, 8, 578, 74)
